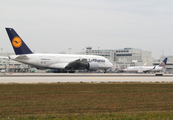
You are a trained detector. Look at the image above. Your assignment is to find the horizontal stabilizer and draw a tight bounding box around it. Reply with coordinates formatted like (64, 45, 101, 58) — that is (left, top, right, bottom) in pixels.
(15, 55, 29, 59)
(0, 56, 9, 59)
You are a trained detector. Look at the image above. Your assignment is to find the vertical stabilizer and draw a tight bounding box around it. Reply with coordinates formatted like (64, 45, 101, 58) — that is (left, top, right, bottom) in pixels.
(5, 28, 33, 55)
(143, 63, 147, 67)
(159, 58, 167, 67)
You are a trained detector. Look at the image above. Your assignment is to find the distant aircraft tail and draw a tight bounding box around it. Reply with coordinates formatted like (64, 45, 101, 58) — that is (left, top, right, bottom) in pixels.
(159, 58, 167, 67)
(5, 28, 33, 55)
(143, 63, 147, 67)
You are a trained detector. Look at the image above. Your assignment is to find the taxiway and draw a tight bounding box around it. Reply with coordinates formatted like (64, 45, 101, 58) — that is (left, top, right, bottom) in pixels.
(0, 73, 173, 83)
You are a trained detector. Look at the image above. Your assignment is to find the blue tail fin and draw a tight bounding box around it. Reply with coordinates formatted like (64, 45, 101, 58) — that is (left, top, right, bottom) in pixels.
(5, 28, 33, 55)
(159, 58, 167, 67)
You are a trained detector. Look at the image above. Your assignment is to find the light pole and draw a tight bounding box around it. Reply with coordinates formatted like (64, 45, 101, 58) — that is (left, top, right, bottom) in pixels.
(3, 60, 6, 75)
(98, 47, 100, 54)
(82, 48, 85, 54)
(1, 48, 3, 55)
(68, 48, 71, 54)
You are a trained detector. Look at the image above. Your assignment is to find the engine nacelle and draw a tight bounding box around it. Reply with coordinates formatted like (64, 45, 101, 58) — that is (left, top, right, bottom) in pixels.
(87, 62, 99, 71)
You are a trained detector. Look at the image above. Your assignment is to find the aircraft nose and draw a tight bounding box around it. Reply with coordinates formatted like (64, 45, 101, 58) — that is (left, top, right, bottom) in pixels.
(110, 62, 113, 67)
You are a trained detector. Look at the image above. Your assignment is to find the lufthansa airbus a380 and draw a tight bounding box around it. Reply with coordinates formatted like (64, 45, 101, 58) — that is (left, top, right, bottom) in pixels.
(5, 28, 113, 73)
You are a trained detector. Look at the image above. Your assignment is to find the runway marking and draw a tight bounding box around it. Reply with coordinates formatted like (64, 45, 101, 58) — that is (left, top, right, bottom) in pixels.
(88, 78, 141, 80)
(87, 78, 171, 81)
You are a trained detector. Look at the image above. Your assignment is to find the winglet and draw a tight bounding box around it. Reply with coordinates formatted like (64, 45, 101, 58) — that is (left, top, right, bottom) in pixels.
(159, 58, 167, 67)
(5, 28, 33, 55)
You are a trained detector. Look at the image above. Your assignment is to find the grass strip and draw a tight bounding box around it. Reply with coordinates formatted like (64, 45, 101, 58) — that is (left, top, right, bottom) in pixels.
(0, 82, 173, 119)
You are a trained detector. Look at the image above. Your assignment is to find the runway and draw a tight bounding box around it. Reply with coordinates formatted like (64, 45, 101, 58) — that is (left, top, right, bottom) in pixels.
(0, 73, 173, 83)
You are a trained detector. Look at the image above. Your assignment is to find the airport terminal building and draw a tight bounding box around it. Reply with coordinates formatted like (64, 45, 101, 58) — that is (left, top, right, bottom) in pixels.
(85, 47, 154, 69)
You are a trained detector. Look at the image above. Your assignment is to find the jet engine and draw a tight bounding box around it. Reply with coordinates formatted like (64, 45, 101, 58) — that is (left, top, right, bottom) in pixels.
(87, 62, 99, 71)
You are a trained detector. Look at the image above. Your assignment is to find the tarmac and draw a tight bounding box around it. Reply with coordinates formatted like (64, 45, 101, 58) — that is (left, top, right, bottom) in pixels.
(0, 73, 173, 83)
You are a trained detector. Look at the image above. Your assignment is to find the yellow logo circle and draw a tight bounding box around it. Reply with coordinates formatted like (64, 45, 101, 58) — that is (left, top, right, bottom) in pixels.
(12, 37, 22, 48)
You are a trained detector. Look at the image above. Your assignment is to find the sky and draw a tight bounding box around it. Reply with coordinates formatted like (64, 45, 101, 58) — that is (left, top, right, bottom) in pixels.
(1, 0, 173, 59)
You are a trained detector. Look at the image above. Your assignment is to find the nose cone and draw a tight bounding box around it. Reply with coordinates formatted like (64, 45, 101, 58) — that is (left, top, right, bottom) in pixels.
(109, 62, 113, 68)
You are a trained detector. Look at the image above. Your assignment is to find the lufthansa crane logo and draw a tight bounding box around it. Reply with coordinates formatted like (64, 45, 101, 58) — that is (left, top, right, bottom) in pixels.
(12, 37, 22, 48)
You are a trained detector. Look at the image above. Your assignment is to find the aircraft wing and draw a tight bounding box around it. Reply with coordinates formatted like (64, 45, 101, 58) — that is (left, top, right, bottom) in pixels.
(139, 67, 155, 73)
(65, 58, 88, 70)
(49, 58, 88, 70)
(138, 69, 151, 73)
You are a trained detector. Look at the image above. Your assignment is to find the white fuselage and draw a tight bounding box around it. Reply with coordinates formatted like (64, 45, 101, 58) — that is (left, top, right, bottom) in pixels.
(124, 66, 164, 73)
(9, 53, 113, 70)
